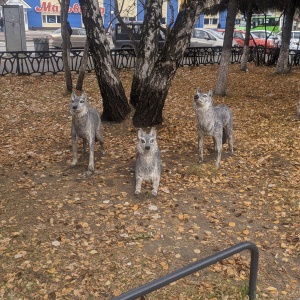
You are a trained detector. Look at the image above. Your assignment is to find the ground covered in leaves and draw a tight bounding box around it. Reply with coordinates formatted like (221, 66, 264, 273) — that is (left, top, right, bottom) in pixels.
(0, 64, 300, 300)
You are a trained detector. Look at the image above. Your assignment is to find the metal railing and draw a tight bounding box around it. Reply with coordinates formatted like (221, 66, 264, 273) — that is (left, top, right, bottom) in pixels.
(0, 47, 299, 76)
(112, 241, 259, 300)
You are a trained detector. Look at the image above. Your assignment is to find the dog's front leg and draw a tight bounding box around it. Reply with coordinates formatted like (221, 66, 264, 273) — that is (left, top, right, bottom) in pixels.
(198, 131, 204, 164)
(71, 130, 78, 166)
(214, 135, 222, 168)
(87, 136, 95, 174)
(135, 176, 143, 195)
(152, 176, 160, 196)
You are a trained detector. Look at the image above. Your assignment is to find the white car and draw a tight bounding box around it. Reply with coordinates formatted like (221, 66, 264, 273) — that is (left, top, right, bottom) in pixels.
(190, 28, 238, 48)
(278, 31, 300, 50)
(289, 31, 300, 50)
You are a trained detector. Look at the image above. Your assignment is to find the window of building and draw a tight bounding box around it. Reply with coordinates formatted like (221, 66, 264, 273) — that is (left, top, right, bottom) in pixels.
(42, 15, 61, 24)
(204, 18, 219, 25)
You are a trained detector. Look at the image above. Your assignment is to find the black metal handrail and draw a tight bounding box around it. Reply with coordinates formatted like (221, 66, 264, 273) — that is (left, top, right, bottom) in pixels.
(112, 241, 259, 300)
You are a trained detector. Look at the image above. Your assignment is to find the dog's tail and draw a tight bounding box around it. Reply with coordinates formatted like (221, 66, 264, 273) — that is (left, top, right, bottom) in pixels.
(222, 128, 227, 144)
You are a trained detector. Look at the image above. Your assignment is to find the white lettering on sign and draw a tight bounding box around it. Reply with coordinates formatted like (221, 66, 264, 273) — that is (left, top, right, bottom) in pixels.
(35, 2, 105, 14)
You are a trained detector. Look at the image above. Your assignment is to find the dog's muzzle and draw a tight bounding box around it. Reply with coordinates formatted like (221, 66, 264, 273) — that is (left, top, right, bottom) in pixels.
(72, 105, 78, 110)
(145, 146, 150, 151)
(194, 94, 199, 101)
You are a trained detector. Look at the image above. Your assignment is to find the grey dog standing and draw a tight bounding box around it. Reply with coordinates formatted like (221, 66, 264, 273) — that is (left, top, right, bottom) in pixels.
(70, 91, 104, 174)
(135, 128, 162, 196)
(193, 88, 233, 168)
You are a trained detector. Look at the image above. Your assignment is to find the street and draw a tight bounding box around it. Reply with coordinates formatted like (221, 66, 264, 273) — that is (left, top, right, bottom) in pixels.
(0, 30, 114, 51)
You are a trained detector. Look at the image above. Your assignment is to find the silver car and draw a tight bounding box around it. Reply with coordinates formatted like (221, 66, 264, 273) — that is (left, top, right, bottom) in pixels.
(49, 28, 87, 48)
(190, 28, 238, 48)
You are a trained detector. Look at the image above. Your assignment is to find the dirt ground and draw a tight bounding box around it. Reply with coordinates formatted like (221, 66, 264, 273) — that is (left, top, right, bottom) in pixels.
(0, 64, 300, 300)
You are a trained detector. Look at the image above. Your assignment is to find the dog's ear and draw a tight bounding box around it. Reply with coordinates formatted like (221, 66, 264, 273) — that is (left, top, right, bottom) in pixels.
(150, 127, 156, 138)
(81, 91, 87, 101)
(71, 91, 76, 100)
(138, 128, 144, 139)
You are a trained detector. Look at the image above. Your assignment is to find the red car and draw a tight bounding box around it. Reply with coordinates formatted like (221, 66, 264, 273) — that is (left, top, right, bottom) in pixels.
(215, 29, 277, 48)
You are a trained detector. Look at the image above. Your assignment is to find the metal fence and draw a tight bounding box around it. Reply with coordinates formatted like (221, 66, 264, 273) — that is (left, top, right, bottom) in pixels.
(112, 241, 259, 300)
(0, 47, 299, 76)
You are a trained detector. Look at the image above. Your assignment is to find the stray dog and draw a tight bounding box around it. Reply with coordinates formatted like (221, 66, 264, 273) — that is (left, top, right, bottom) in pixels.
(193, 88, 233, 168)
(135, 128, 162, 196)
(70, 91, 104, 175)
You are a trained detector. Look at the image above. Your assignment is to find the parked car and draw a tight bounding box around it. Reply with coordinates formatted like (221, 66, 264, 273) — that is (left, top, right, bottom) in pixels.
(277, 31, 300, 50)
(224, 30, 277, 48)
(214, 29, 244, 46)
(190, 28, 238, 48)
(49, 28, 87, 48)
(250, 30, 281, 46)
(112, 21, 165, 49)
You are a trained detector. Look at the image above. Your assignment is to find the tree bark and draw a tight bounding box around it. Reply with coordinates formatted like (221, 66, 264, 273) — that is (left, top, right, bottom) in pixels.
(132, 0, 203, 127)
(79, 0, 130, 122)
(240, 0, 253, 71)
(130, 0, 163, 109)
(276, 0, 296, 74)
(60, 0, 72, 93)
(76, 39, 89, 92)
(215, 0, 237, 96)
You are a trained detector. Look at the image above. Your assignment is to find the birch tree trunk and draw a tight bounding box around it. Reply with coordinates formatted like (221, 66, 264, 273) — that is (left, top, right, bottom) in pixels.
(76, 39, 89, 92)
(130, 0, 163, 109)
(215, 0, 237, 96)
(60, 0, 72, 93)
(240, 0, 253, 71)
(131, 0, 203, 127)
(276, 0, 296, 74)
(79, 0, 131, 122)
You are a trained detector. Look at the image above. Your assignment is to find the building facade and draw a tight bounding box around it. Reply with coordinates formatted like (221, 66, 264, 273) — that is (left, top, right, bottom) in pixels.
(2, 0, 228, 31)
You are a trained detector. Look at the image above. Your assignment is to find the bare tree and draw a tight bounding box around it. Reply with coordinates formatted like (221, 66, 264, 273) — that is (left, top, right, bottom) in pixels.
(75, 39, 90, 92)
(130, 0, 163, 109)
(276, 0, 297, 74)
(240, 0, 253, 71)
(79, 0, 130, 122)
(214, 0, 237, 96)
(131, 0, 204, 127)
(59, 0, 72, 93)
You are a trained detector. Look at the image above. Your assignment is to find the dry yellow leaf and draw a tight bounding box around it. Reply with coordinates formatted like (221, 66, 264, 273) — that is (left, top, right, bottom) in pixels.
(178, 213, 184, 220)
(132, 204, 139, 211)
(160, 262, 169, 270)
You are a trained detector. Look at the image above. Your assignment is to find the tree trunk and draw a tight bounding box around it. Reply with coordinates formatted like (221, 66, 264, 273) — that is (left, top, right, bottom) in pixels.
(132, 0, 203, 127)
(215, 0, 237, 96)
(130, 0, 163, 108)
(79, 0, 130, 122)
(276, 0, 296, 74)
(240, 0, 253, 71)
(76, 39, 89, 92)
(60, 0, 72, 93)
